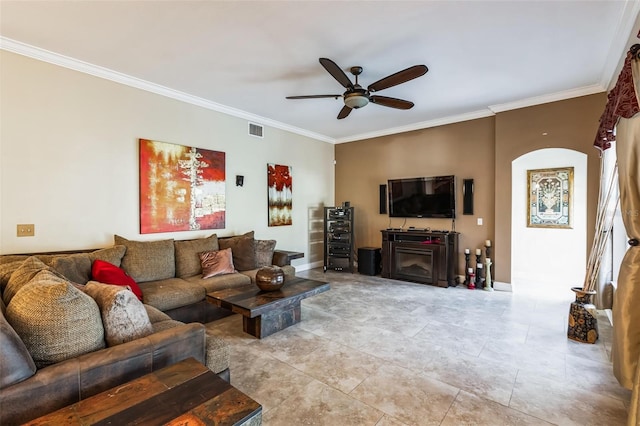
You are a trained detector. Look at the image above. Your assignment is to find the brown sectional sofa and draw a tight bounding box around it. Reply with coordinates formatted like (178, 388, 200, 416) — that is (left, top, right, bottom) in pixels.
(0, 232, 296, 424)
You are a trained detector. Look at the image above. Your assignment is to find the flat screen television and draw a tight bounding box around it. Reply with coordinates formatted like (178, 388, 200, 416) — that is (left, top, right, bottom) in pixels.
(388, 175, 456, 218)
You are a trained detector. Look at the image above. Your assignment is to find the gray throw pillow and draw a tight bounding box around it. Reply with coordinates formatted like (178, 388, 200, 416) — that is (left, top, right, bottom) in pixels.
(254, 239, 277, 267)
(85, 281, 153, 347)
(114, 236, 175, 283)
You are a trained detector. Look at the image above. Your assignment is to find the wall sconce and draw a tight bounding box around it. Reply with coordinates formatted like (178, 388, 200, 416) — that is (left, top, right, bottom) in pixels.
(235, 175, 244, 187)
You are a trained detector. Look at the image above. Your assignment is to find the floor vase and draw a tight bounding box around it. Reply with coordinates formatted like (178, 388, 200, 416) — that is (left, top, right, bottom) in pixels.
(567, 287, 598, 344)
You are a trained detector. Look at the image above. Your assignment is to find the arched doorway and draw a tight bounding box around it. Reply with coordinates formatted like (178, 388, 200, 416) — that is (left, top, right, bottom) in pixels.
(511, 148, 588, 300)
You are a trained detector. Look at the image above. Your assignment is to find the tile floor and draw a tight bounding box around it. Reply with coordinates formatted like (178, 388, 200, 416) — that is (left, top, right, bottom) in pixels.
(206, 269, 630, 425)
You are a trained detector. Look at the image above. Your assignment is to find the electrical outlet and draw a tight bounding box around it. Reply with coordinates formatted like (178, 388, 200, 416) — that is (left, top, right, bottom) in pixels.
(17, 224, 35, 237)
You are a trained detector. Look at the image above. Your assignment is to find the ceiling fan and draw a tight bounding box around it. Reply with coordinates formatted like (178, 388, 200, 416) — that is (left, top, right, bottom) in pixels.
(286, 58, 428, 119)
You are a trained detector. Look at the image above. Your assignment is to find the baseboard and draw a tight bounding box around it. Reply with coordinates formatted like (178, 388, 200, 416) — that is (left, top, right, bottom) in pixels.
(295, 260, 323, 272)
(493, 281, 512, 292)
(606, 308, 613, 325)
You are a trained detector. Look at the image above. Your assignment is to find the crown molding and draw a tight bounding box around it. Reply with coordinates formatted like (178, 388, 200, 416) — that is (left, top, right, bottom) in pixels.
(0, 37, 335, 144)
(334, 109, 495, 144)
(601, 0, 640, 90)
(0, 27, 627, 145)
(488, 84, 605, 114)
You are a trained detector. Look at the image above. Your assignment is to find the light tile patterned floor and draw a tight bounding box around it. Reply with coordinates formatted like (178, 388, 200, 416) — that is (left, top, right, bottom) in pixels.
(206, 269, 630, 426)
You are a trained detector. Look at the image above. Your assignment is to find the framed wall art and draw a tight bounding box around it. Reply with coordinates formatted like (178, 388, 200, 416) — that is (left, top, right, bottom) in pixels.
(139, 139, 226, 233)
(267, 163, 292, 226)
(527, 166, 573, 228)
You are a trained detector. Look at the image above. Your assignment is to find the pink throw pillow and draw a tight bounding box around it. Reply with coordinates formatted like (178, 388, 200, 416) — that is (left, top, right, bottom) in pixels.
(200, 248, 236, 278)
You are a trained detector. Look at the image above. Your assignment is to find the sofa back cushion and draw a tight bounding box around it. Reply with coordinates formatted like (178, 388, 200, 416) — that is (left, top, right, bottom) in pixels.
(174, 234, 219, 278)
(85, 281, 153, 347)
(89, 245, 127, 267)
(3, 257, 66, 306)
(50, 253, 92, 284)
(0, 260, 24, 294)
(114, 235, 175, 282)
(0, 297, 36, 389)
(218, 231, 256, 271)
(6, 270, 105, 368)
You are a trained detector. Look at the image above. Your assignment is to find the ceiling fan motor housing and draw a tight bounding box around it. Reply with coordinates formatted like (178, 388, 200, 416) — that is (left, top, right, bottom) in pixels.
(344, 90, 369, 109)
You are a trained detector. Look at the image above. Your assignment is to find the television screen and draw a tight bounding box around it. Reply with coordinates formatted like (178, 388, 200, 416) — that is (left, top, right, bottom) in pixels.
(388, 175, 456, 218)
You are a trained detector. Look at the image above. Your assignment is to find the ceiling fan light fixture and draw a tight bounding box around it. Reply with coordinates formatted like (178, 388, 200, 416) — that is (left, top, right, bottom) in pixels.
(344, 93, 369, 109)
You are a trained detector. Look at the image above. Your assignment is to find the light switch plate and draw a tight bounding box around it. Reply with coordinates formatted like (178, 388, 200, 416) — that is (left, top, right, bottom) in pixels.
(477, 217, 483, 226)
(17, 224, 35, 237)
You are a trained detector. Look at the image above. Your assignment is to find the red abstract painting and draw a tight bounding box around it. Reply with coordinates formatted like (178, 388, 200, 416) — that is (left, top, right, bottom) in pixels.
(139, 139, 225, 233)
(267, 163, 292, 226)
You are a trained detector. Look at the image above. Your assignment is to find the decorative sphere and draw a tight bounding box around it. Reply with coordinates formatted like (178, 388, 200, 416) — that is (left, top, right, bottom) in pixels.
(255, 266, 285, 291)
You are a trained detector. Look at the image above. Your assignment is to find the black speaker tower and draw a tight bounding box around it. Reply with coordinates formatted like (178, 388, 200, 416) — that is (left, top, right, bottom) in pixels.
(463, 179, 474, 215)
(379, 184, 387, 214)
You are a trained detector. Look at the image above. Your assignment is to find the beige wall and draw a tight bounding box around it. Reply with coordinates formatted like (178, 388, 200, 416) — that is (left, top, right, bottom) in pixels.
(494, 93, 606, 283)
(0, 51, 335, 267)
(335, 117, 496, 277)
(336, 94, 606, 282)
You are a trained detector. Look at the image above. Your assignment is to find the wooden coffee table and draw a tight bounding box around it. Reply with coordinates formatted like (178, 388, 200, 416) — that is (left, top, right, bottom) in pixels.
(26, 357, 261, 426)
(206, 277, 330, 338)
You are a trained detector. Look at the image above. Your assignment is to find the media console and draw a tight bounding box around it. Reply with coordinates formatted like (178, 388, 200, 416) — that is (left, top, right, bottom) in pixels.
(381, 229, 459, 287)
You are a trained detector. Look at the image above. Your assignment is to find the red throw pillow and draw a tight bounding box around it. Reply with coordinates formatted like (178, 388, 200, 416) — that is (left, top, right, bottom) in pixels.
(91, 260, 143, 301)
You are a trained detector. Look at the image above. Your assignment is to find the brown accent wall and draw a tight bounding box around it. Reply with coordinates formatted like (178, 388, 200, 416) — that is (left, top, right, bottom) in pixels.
(335, 117, 495, 278)
(335, 93, 607, 283)
(494, 93, 607, 283)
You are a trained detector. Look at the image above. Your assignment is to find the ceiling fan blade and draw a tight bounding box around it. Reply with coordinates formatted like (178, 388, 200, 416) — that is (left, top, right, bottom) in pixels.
(337, 105, 352, 119)
(368, 65, 428, 92)
(319, 58, 354, 89)
(286, 95, 342, 99)
(370, 95, 414, 110)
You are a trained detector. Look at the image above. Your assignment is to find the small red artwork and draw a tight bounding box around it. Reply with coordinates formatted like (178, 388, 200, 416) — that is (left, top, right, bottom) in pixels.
(267, 163, 292, 226)
(139, 139, 225, 233)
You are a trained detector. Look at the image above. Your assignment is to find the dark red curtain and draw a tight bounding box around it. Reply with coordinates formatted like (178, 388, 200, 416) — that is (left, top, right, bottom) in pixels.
(594, 45, 640, 151)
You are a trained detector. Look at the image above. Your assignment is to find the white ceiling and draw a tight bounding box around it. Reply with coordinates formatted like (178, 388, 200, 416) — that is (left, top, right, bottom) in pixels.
(1, 1, 639, 143)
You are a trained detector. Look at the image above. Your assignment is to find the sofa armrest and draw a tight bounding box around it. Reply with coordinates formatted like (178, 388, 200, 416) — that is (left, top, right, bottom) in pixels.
(272, 250, 304, 266)
(0, 323, 206, 425)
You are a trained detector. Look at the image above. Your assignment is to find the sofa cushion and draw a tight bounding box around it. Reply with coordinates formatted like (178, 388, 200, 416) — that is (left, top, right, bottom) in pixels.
(114, 235, 175, 282)
(151, 319, 185, 333)
(91, 260, 143, 301)
(0, 260, 23, 293)
(85, 281, 153, 347)
(255, 239, 277, 267)
(89, 245, 127, 268)
(200, 248, 236, 279)
(0, 255, 30, 265)
(204, 329, 230, 374)
(174, 234, 219, 278)
(184, 272, 251, 293)
(0, 298, 36, 389)
(3, 257, 66, 306)
(137, 278, 205, 311)
(218, 231, 256, 271)
(6, 270, 105, 368)
(50, 253, 92, 284)
(143, 304, 172, 323)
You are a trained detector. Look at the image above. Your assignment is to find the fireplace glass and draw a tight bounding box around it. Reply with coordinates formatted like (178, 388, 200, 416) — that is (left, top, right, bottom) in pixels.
(393, 247, 434, 283)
